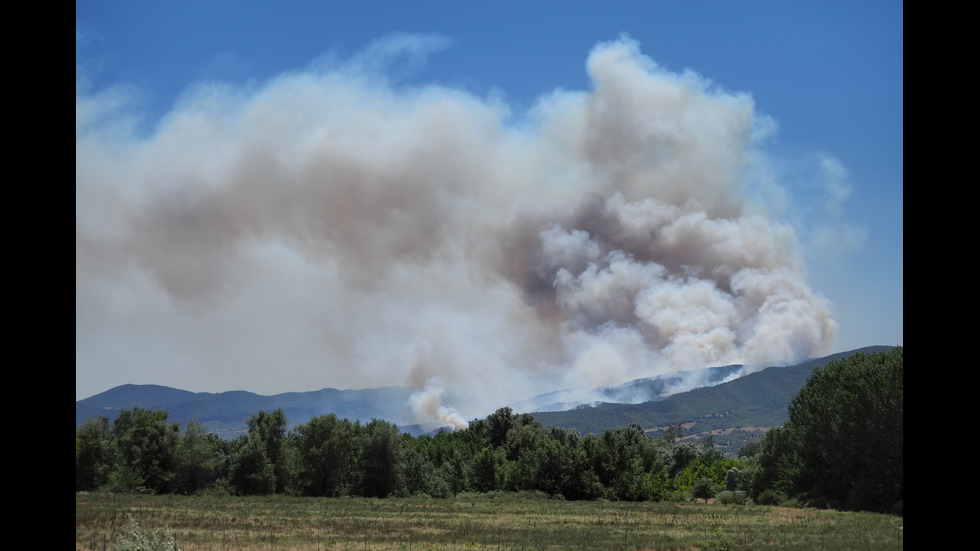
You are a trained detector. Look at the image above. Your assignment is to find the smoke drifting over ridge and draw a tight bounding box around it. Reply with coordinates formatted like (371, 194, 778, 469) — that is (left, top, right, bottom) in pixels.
(76, 37, 836, 428)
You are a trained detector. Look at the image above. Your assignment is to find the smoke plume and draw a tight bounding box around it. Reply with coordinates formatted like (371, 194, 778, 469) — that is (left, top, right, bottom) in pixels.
(76, 36, 837, 427)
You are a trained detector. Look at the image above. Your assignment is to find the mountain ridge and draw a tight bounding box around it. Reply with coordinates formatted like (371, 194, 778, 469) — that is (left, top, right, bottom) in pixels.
(76, 346, 895, 441)
(532, 345, 895, 451)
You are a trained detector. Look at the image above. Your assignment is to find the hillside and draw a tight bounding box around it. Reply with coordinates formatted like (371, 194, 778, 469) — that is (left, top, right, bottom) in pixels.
(532, 346, 895, 451)
(76, 384, 420, 439)
(76, 346, 893, 443)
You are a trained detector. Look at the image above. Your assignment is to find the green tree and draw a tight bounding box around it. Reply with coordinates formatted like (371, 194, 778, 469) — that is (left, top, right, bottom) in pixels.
(691, 477, 716, 502)
(675, 451, 744, 493)
(245, 409, 290, 493)
(469, 447, 500, 493)
(359, 419, 404, 497)
(229, 432, 276, 495)
(402, 447, 437, 496)
(112, 408, 180, 494)
(592, 424, 660, 501)
(737, 441, 762, 459)
(174, 419, 227, 494)
(440, 447, 469, 496)
(756, 347, 903, 512)
(485, 407, 518, 449)
(661, 424, 684, 444)
(787, 347, 903, 512)
(292, 414, 359, 497)
(76, 416, 116, 491)
(753, 425, 798, 500)
(229, 409, 290, 495)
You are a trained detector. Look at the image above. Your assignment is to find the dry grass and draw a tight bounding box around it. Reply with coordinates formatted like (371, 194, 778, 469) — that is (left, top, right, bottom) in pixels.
(76, 491, 902, 550)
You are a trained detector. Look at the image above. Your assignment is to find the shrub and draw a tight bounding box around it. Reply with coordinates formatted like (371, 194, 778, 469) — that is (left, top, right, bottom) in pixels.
(106, 465, 148, 494)
(691, 478, 716, 502)
(716, 490, 748, 505)
(755, 489, 785, 506)
(115, 515, 180, 551)
(426, 472, 452, 498)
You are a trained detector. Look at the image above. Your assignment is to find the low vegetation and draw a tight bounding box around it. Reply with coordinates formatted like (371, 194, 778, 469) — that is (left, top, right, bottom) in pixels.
(77, 347, 902, 548)
(76, 491, 903, 550)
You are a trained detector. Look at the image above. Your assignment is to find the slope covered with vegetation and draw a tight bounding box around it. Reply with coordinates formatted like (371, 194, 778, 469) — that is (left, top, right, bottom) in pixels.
(533, 346, 894, 438)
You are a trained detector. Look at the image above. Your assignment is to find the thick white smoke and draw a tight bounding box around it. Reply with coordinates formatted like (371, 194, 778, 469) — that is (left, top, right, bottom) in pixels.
(76, 36, 837, 428)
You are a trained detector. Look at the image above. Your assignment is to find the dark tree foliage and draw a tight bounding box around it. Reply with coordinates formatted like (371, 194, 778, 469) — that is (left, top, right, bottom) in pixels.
(758, 347, 903, 513)
(230, 408, 289, 495)
(75, 403, 709, 501)
(402, 447, 437, 495)
(691, 477, 716, 502)
(229, 432, 276, 495)
(485, 407, 517, 449)
(112, 407, 180, 493)
(469, 447, 500, 493)
(247, 409, 290, 492)
(737, 441, 762, 459)
(174, 419, 227, 494)
(359, 419, 404, 497)
(660, 423, 684, 444)
(754, 425, 797, 499)
(76, 416, 116, 491)
(291, 414, 359, 497)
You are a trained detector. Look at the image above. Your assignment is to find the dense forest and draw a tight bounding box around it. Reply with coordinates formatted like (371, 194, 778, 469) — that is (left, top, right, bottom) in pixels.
(76, 347, 902, 514)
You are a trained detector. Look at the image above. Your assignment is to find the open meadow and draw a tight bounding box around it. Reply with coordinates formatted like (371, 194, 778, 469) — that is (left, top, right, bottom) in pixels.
(76, 492, 903, 550)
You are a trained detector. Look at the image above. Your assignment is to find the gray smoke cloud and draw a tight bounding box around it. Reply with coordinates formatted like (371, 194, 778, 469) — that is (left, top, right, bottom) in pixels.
(76, 36, 837, 427)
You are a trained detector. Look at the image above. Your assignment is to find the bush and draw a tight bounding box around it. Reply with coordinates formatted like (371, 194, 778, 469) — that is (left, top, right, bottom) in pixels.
(691, 478, 716, 502)
(106, 465, 149, 494)
(716, 490, 748, 505)
(115, 515, 180, 551)
(426, 472, 452, 498)
(755, 489, 786, 506)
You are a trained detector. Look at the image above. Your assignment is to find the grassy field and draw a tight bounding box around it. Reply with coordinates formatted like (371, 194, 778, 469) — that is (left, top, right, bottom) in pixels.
(76, 491, 903, 550)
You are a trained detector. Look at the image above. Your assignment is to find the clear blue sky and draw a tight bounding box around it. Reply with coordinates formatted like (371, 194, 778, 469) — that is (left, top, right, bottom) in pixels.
(76, 2, 902, 413)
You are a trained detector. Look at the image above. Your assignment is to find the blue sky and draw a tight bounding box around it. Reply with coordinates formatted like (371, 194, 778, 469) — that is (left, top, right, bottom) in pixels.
(76, 2, 902, 419)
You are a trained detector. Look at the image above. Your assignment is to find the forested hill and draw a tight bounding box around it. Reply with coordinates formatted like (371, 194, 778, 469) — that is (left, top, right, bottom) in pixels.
(533, 346, 895, 443)
(77, 346, 893, 443)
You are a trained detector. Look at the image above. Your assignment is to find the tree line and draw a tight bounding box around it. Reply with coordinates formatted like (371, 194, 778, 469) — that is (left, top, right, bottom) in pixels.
(76, 347, 901, 513)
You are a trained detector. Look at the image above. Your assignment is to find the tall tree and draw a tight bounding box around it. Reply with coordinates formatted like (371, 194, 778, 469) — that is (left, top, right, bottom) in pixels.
(229, 432, 276, 495)
(230, 409, 290, 494)
(76, 416, 116, 491)
(485, 407, 518, 449)
(359, 419, 404, 497)
(174, 419, 227, 494)
(757, 347, 903, 512)
(112, 408, 180, 493)
(246, 409, 290, 493)
(292, 414, 359, 497)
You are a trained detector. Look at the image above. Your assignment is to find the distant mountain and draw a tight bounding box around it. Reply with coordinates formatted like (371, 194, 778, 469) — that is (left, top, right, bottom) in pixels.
(76, 384, 420, 439)
(76, 346, 895, 444)
(531, 346, 896, 451)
